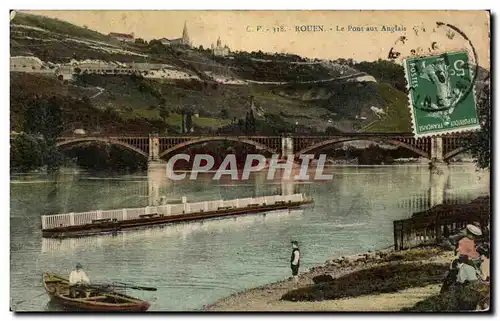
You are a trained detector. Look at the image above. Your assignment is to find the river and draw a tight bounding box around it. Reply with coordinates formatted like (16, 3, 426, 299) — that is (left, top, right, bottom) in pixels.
(10, 164, 489, 311)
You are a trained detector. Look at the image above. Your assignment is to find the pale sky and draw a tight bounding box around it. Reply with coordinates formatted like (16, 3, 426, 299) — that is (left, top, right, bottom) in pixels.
(23, 10, 490, 67)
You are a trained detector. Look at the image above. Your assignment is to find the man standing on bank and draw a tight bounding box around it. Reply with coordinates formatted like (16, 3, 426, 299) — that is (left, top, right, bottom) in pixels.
(290, 241, 300, 282)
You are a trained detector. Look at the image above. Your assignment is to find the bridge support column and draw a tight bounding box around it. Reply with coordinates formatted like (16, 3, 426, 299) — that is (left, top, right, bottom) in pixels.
(428, 166, 451, 208)
(430, 136, 444, 161)
(429, 136, 448, 175)
(281, 134, 294, 159)
(147, 161, 165, 206)
(149, 133, 160, 161)
(281, 179, 295, 196)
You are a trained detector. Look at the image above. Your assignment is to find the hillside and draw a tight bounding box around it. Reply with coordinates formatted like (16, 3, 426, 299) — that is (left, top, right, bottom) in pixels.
(10, 12, 453, 136)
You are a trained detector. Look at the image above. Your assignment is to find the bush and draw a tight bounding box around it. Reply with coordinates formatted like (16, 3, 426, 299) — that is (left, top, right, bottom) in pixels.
(281, 263, 448, 302)
(402, 282, 490, 312)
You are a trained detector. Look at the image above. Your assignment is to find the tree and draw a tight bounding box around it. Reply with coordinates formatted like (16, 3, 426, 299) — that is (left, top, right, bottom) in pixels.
(220, 108, 229, 119)
(245, 109, 256, 134)
(10, 133, 44, 172)
(468, 82, 490, 169)
(24, 96, 63, 142)
(159, 106, 169, 123)
(237, 119, 244, 132)
(179, 109, 186, 133)
(185, 110, 193, 133)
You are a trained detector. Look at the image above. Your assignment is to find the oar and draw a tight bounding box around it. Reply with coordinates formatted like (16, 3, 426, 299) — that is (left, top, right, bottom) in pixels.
(86, 282, 157, 292)
(113, 282, 157, 292)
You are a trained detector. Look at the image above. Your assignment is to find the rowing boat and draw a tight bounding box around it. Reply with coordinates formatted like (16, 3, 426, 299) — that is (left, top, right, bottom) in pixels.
(42, 272, 151, 311)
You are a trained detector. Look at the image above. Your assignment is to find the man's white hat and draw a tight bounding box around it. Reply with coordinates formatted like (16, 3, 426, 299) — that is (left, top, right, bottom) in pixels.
(466, 224, 482, 236)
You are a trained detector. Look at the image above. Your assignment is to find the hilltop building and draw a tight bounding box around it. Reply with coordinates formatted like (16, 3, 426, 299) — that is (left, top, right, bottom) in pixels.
(160, 21, 191, 46)
(109, 32, 135, 43)
(211, 37, 230, 56)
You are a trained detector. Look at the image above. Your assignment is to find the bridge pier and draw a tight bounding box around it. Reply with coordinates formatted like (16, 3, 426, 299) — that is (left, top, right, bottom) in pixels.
(147, 161, 165, 206)
(281, 179, 295, 196)
(429, 136, 447, 171)
(149, 133, 160, 161)
(428, 166, 451, 207)
(281, 134, 294, 159)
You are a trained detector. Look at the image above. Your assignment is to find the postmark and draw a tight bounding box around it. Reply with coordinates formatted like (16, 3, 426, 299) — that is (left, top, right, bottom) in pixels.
(403, 50, 480, 137)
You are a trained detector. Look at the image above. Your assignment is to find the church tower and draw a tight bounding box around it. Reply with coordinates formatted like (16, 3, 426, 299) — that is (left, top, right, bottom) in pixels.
(182, 21, 191, 46)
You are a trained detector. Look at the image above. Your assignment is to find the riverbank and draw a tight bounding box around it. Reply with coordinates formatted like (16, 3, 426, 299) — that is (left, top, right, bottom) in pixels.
(204, 247, 455, 311)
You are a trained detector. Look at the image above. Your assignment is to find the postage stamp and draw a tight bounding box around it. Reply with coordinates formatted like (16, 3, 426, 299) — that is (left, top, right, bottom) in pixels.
(404, 50, 481, 137)
(9, 10, 491, 313)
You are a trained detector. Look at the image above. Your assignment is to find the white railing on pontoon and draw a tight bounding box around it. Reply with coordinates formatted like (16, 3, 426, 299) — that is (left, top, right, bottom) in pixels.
(41, 193, 306, 230)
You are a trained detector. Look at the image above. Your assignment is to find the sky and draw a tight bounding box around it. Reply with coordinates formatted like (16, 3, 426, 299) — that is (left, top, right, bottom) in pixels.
(22, 10, 490, 67)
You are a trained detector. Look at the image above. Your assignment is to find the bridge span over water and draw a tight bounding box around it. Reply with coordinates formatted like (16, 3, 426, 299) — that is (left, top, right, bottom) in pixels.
(56, 132, 471, 164)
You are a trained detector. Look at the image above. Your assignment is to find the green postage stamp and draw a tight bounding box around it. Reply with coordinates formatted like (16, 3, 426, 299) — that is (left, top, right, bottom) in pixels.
(404, 50, 481, 137)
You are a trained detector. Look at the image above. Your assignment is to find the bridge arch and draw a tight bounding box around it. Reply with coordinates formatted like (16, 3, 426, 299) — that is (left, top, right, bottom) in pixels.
(159, 137, 278, 160)
(443, 146, 472, 161)
(295, 137, 429, 159)
(56, 137, 149, 159)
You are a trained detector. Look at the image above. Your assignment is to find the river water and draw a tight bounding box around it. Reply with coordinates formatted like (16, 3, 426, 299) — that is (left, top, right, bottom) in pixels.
(10, 165, 489, 311)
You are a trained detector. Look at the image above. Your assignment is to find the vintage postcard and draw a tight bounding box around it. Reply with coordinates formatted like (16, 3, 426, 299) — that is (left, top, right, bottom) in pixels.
(10, 10, 491, 312)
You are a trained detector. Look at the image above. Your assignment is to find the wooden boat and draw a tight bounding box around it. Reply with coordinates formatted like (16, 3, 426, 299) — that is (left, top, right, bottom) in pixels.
(42, 272, 151, 311)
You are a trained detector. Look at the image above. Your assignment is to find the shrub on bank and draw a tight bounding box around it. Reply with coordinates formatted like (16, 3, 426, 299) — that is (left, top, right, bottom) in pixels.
(401, 282, 490, 312)
(280, 262, 448, 302)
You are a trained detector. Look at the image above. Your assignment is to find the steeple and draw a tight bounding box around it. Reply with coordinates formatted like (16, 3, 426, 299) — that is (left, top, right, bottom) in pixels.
(182, 21, 190, 46)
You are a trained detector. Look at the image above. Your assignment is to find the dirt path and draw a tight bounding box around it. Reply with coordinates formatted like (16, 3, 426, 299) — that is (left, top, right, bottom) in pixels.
(207, 284, 441, 312)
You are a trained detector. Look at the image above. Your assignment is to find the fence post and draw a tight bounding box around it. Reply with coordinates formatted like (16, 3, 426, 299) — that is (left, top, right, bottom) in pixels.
(166, 205, 171, 216)
(435, 212, 441, 244)
(122, 209, 128, 221)
(69, 213, 75, 226)
(393, 221, 398, 251)
(41, 216, 46, 230)
(204, 201, 208, 212)
(97, 210, 103, 220)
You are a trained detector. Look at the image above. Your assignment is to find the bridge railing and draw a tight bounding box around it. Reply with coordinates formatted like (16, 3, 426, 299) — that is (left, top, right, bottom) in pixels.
(41, 193, 306, 230)
(57, 132, 421, 138)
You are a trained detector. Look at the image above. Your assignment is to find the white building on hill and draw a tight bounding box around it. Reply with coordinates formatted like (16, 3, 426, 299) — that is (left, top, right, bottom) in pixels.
(211, 37, 230, 57)
(109, 32, 135, 43)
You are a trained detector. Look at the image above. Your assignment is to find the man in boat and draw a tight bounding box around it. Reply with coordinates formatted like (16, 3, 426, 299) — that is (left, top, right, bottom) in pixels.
(69, 263, 91, 298)
(290, 241, 300, 282)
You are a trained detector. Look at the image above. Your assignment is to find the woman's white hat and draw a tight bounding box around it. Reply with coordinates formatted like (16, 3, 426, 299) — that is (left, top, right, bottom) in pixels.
(466, 224, 483, 236)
